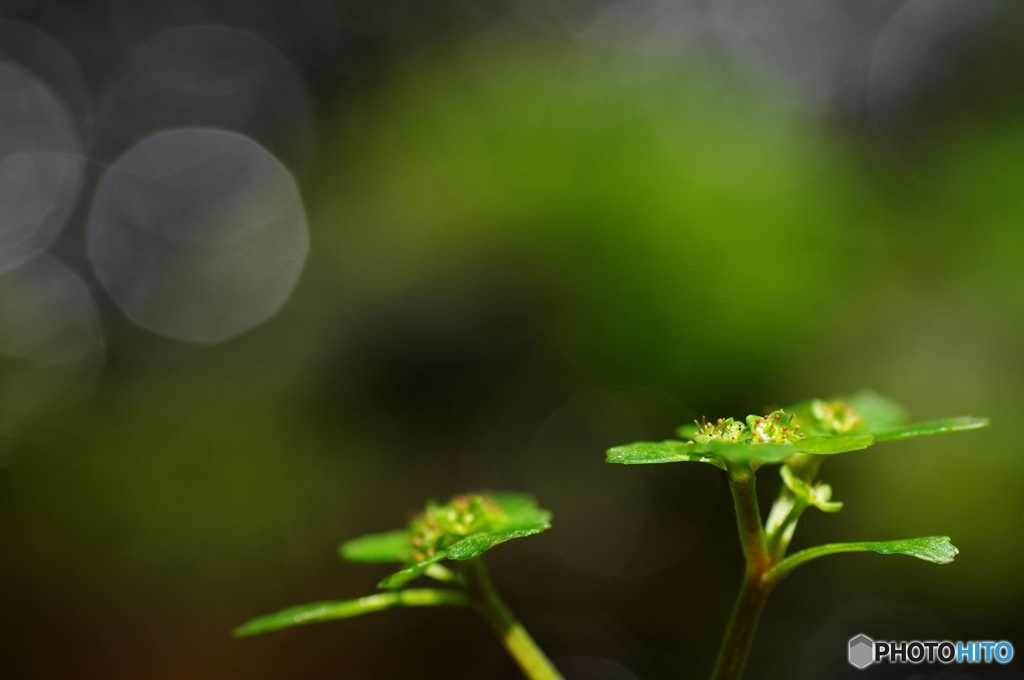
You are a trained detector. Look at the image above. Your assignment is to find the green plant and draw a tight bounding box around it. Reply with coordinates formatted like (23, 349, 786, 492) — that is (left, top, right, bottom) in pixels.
(235, 491, 564, 680)
(607, 390, 989, 680)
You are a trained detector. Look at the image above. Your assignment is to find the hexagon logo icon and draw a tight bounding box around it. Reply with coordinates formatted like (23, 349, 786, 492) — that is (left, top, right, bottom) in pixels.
(849, 634, 874, 669)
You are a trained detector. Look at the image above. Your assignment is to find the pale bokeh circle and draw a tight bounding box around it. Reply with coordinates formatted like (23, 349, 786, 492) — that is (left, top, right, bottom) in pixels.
(94, 25, 314, 169)
(0, 254, 104, 421)
(0, 254, 103, 364)
(0, 59, 83, 273)
(868, 0, 1016, 151)
(87, 128, 309, 344)
(0, 19, 93, 143)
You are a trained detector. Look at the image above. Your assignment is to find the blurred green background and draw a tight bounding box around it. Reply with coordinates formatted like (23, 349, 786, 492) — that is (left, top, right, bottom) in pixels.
(1, 1, 1023, 678)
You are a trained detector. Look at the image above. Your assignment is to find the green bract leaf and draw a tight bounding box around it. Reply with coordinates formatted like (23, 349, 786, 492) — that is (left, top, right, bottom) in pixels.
(379, 553, 446, 589)
(233, 589, 473, 637)
(339, 529, 411, 564)
(845, 391, 910, 431)
(371, 491, 552, 585)
(854, 536, 960, 563)
(606, 441, 725, 469)
(607, 433, 875, 470)
(768, 536, 958, 584)
(874, 417, 990, 442)
(444, 492, 552, 561)
(447, 525, 548, 560)
(794, 434, 874, 454)
(787, 391, 908, 437)
(699, 440, 796, 464)
(489, 492, 552, 527)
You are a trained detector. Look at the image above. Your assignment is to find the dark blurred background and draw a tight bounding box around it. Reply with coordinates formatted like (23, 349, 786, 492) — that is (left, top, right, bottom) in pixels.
(0, 0, 1022, 678)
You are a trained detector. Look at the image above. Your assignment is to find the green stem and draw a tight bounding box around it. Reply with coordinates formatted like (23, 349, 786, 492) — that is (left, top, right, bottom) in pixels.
(715, 525, 877, 679)
(462, 558, 564, 680)
(711, 465, 773, 680)
(727, 465, 769, 573)
(764, 457, 827, 561)
(764, 487, 807, 562)
(765, 542, 878, 587)
(710, 573, 773, 680)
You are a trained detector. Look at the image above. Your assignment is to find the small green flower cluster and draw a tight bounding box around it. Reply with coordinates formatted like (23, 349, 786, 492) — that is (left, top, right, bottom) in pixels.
(409, 494, 504, 563)
(692, 417, 747, 444)
(689, 410, 804, 446)
(747, 411, 802, 443)
(809, 399, 861, 434)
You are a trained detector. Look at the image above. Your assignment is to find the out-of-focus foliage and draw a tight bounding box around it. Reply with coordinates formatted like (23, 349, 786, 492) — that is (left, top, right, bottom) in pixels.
(313, 39, 883, 394)
(234, 589, 474, 637)
(236, 491, 550, 640)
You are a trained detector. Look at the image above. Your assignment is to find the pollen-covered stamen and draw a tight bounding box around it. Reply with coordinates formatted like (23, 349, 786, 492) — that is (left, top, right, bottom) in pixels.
(692, 416, 747, 445)
(746, 409, 803, 444)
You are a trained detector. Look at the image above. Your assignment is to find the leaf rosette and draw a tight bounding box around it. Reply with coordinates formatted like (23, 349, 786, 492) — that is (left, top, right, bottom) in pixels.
(235, 491, 553, 640)
(341, 491, 551, 589)
(608, 390, 988, 471)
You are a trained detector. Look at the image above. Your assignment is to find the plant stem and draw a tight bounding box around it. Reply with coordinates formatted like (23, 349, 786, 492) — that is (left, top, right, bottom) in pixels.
(764, 456, 824, 561)
(462, 557, 564, 680)
(711, 465, 773, 680)
(764, 487, 806, 562)
(710, 573, 772, 680)
(727, 465, 769, 573)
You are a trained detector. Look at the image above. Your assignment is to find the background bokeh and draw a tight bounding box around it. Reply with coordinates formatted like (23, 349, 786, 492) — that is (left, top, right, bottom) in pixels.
(0, 1, 1022, 679)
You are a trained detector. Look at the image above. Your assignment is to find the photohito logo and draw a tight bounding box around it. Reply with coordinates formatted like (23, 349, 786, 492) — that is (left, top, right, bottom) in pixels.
(848, 635, 874, 669)
(848, 634, 1014, 668)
